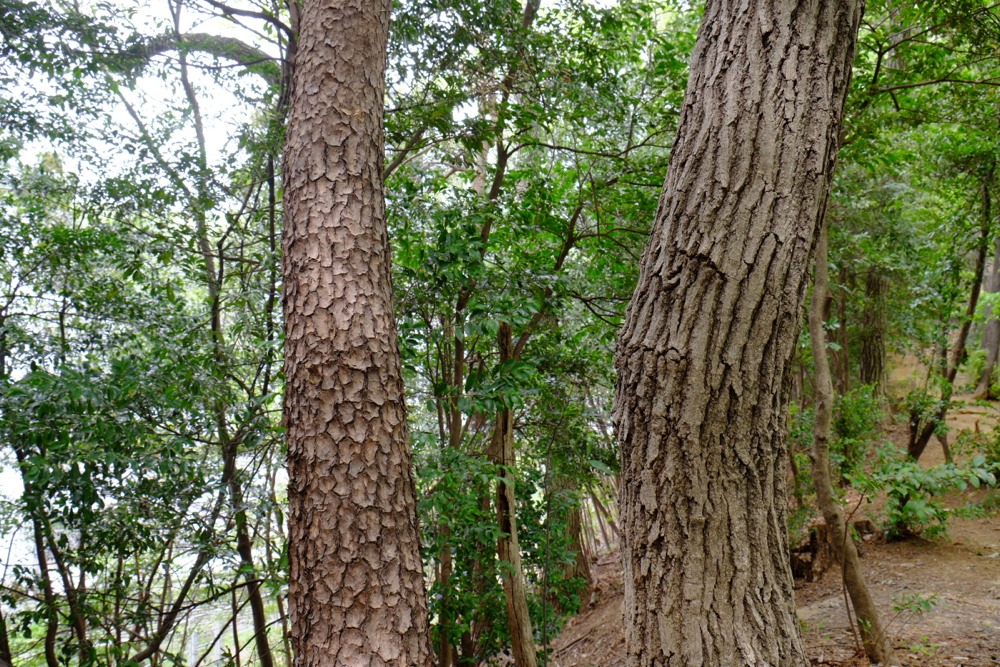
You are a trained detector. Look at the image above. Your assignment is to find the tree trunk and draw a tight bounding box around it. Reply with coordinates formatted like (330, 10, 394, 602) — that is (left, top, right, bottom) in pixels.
(810, 224, 895, 665)
(282, 1, 432, 665)
(566, 503, 592, 588)
(613, 1, 863, 665)
(974, 236, 1000, 400)
(0, 607, 11, 667)
(489, 322, 537, 667)
(859, 267, 889, 394)
(909, 177, 992, 460)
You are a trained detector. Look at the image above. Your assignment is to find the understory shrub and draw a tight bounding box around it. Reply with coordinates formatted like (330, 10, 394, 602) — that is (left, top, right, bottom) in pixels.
(855, 445, 999, 538)
(832, 385, 882, 479)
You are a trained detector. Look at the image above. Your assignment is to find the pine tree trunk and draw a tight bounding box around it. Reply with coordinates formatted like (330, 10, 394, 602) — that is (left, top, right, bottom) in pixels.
(974, 236, 1000, 400)
(282, 2, 432, 665)
(810, 224, 895, 665)
(859, 267, 889, 394)
(614, 1, 863, 665)
(489, 323, 538, 667)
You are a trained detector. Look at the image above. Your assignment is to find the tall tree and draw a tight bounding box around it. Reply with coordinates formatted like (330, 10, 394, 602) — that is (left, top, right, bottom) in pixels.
(282, 1, 431, 665)
(614, 1, 864, 665)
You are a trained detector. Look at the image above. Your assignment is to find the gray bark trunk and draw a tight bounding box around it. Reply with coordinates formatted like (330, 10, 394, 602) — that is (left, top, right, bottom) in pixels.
(859, 267, 889, 394)
(614, 1, 863, 665)
(282, 2, 432, 665)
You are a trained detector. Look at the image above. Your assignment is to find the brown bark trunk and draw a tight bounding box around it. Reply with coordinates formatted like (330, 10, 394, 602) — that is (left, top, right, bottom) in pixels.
(489, 323, 537, 667)
(614, 1, 863, 665)
(566, 503, 592, 588)
(0, 607, 11, 667)
(437, 319, 466, 667)
(282, 1, 432, 665)
(859, 267, 889, 394)
(974, 236, 1000, 399)
(810, 224, 895, 665)
(437, 523, 454, 667)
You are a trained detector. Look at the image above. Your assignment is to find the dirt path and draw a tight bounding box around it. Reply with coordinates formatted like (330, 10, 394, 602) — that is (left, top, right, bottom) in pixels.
(551, 513, 1000, 667)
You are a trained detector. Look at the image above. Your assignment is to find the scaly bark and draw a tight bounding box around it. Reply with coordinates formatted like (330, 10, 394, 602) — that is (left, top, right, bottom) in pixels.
(283, 1, 432, 665)
(614, 1, 864, 665)
(810, 223, 895, 665)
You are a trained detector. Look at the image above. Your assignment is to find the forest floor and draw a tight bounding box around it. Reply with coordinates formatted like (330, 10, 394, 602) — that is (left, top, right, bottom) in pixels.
(550, 362, 1000, 666)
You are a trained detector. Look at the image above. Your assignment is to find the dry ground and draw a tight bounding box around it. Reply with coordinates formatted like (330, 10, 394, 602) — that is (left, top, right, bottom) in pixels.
(550, 359, 1000, 666)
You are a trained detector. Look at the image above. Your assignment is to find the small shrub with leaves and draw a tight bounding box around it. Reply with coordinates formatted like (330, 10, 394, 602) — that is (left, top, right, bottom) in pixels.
(832, 385, 882, 479)
(856, 445, 999, 538)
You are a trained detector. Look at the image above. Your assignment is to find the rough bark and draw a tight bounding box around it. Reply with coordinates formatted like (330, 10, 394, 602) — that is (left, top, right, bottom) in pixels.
(613, 1, 864, 665)
(859, 267, 889, 394)
(974, 236, 1000, 400)
(810, 225, 895, 665)
(282, 1, 432, 665)
(489, 322, 538, 667)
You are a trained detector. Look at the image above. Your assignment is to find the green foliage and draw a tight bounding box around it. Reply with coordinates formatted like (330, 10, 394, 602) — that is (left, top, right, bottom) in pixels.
(832, 385, 882, 478)
(785, 403, 817, 540)
(5, 0, 1000, 663)
(856, 445, 999, 538)
(892, 592, 939, 618)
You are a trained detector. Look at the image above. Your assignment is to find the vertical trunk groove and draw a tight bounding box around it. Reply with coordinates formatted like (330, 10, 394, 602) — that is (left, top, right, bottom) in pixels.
(614, 1, 863, 665)
(282, 2, 432, 665)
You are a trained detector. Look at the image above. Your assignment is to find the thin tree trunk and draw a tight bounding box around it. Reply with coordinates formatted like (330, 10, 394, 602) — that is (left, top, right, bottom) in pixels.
(489, 323, 537, 667)
(859, 267, 889, 394)
(174, 13, 276, 664)
(0, 607, 12, 667)
(974, 236, 1000, 399)
(810, 224, 895, 665)
(566, 503, 592, 587)
(437, 319, 465, 667)
(232, 589, 243, 667)
(282, 1, 432, 665)
(614, 0, 863, 664)
(909, 176, 993, 460)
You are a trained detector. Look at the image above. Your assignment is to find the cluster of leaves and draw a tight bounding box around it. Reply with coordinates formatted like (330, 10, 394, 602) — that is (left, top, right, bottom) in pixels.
(855, 446, 999, 538)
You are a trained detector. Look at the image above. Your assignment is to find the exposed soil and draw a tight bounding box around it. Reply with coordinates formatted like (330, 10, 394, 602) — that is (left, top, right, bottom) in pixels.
(551, 517, 1000, 667)
(550, 359, 1000, 666)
